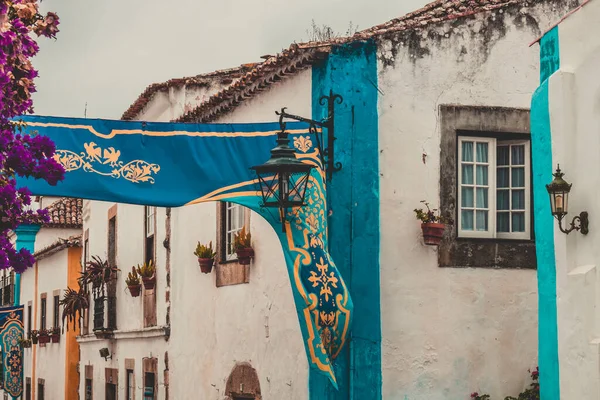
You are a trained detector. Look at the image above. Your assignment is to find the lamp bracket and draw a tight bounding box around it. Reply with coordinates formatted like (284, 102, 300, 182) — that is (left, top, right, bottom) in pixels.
(275, 90, 343, 181)
(556, 211, 589, 235)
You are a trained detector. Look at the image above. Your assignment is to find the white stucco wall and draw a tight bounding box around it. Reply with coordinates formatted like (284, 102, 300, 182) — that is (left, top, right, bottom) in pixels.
(18, 226, 80, 400)
(167, 70, 312, 400)
(377, 3, 575, 398)
(136, 82, 233, 122)
(78, 200, 169, 400)
(546, 1, 600, 398)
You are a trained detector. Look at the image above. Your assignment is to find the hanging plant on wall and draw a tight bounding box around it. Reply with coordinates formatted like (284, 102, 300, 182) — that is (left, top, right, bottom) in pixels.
(137, 260, 156, 290)
(29, 330, 39, 345)
(60, 286, 89, 332)
(81, 256, 119, 289)
(125, 267, 142, 297)
(193, 241, 216, 274)
(414, 201, 453, 246)
(233, 227, 254, 265)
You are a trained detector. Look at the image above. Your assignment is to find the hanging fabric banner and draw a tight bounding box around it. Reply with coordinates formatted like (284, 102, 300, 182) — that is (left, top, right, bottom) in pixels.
(16, 115, 352, 387)
(0, 306, 24, 398)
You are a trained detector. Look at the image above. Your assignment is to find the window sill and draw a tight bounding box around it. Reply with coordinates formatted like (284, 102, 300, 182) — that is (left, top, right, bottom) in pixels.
(77, 325, 168, 343)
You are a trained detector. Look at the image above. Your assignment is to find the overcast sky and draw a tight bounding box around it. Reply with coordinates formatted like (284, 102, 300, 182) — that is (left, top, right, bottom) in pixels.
(32, 0, 429, 120)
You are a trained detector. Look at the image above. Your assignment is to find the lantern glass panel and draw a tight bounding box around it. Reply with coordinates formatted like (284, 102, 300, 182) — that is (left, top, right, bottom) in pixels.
(255, 170, 312, 208)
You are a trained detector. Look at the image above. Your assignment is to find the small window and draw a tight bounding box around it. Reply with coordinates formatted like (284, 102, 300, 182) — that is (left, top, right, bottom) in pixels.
(85, 378, 93, 400)
(144, 206, 156, 265)
(40, 297, 47, 331)
(105, 383, 117, 400)
(38, 381, 44, 400)
(143, 372, 155, 400)
(27, 304, 32, 337)
(25, 379, 31, 400)
(53, 295, 60, 329)
(221, 202, 245, 261)
(126, 369, 134, 400)
(458, 136, 531, 240)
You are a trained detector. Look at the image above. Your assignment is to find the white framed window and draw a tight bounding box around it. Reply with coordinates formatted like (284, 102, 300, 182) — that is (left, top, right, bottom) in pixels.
(145, 206, 155, 238)
(225, 202, 245, 260)
(458, 136, 531, 240)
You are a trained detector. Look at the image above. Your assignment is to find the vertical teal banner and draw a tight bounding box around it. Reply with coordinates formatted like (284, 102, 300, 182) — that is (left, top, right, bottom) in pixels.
(311, 41, 381, 399)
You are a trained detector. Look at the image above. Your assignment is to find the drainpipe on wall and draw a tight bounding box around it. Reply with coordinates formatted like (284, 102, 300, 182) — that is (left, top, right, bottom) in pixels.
(14, 224, 40, 306)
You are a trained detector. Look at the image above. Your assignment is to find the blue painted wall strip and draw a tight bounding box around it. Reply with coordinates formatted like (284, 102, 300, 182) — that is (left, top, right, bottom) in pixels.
(14, 224, 40, 306)
(311, 41, 381, 399)
(531, 26, 561, 400)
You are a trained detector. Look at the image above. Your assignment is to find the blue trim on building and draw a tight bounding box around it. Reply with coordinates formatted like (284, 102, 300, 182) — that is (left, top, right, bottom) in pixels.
(531, 26, 561, 400)
(14, 224, 40, 306)
(311, 41, 381, 399)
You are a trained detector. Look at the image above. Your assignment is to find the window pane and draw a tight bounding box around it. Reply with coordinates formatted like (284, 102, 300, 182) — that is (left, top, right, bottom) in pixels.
(461, 187, 474, 207)
(462, 164, 473, 184)
(511, 145, 525, 165)
(476, 142, 488, 163)
(497, 146, 509, 166)
(461, 210, 474, 231)
(497, 168, 509, 188)
(512, 190, 525, 210)
(476, 211, 488, 231)
(476, 165, 488, 185)
(462, 141, 473, 162)
(512, 167, 525, 188)
(476, 188, 488, 208)
(512, 212, 525, 232)
(497, 213, 510, 232)
(497, 190, 509, 210)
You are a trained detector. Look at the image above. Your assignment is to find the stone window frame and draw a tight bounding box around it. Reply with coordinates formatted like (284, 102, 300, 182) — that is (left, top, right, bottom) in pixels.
(142, 206, 157, 328)
(125, 359, 135, 400)
(438, 105, 537, 269)
(85, 365, 93, 400)
(215, 203, 251, 287)
(142, 357, 158, 400)
(225, 362, 261, 400)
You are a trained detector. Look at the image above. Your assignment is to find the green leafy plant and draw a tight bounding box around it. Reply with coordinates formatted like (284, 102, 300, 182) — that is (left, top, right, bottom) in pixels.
(80, 256, 118, 289)
(414, 200, 454, 224)
(18, 338, 32, 348)
(194, 241, 216, 259)
(50, 327, 60, 335)
(59, 286, 89, 332)
(136, 260, 155, 279)
(470, 367, 539, 400)
(232, 226, 252, 252)
(125, 267, 140, 286)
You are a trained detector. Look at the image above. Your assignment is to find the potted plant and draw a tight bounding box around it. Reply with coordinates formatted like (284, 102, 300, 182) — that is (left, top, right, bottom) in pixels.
(50, 327, 60, 343)
(60, 286, 89, 332)
(137, 260, 156, 290)
(194, 241, 217, 273)
(414, 201, 453, 246)
(19, 338, 32, 349)
(233, 227, 254, 265)
(81, 256, 119, 289)
(38, 329, 50, 345)
(30, 330, 39, 345)
(125, 267, 142, 297)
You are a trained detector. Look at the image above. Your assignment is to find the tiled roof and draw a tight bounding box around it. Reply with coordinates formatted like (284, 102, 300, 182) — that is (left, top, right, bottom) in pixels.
(175, 0, 522, 123)
(44, 197, 83, 229)
(34, 234, 82, 261)
(121, 64, 260, 121)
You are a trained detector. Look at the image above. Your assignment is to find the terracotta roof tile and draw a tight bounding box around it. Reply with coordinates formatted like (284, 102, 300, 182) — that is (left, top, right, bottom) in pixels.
(44, 198, 82, 229)
(33, 234, 82, 261)
(174, 0, 523, 123)
(121, 64, 261, 121)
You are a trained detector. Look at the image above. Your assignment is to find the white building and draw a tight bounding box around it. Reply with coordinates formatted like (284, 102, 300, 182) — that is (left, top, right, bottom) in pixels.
(5, 0, 589, 399)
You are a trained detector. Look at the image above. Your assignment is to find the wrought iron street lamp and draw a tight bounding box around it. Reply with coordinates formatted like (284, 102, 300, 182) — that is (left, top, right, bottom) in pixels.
(251, 92, 342, 231)
(251, 126, 313, 231)
(546, 164, 589, 235)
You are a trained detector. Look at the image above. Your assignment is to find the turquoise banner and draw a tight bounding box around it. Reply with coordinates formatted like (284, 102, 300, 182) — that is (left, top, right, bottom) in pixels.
(0, 306, 24, 398)
(16, 115, 351, 386)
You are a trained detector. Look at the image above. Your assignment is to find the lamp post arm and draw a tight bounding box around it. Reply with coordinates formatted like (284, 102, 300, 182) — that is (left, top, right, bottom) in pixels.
(557, 211, 589, 235)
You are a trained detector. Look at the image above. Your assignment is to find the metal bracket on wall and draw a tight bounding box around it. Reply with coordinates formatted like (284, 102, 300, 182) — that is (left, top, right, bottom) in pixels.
(275, 90, 343, 181)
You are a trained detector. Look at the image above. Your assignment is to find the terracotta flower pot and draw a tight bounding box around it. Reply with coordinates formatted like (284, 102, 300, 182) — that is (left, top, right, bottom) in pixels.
(38, 334, 50, 345)
(128, 284, 141, 297)
(142, 276, 155, 290)
(51, 333, 60, 343)
(421, 223, 446, 246)
(31, 336, 38, 345)
(236, 247, 254, 265)
(198, 258, 214, 274)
